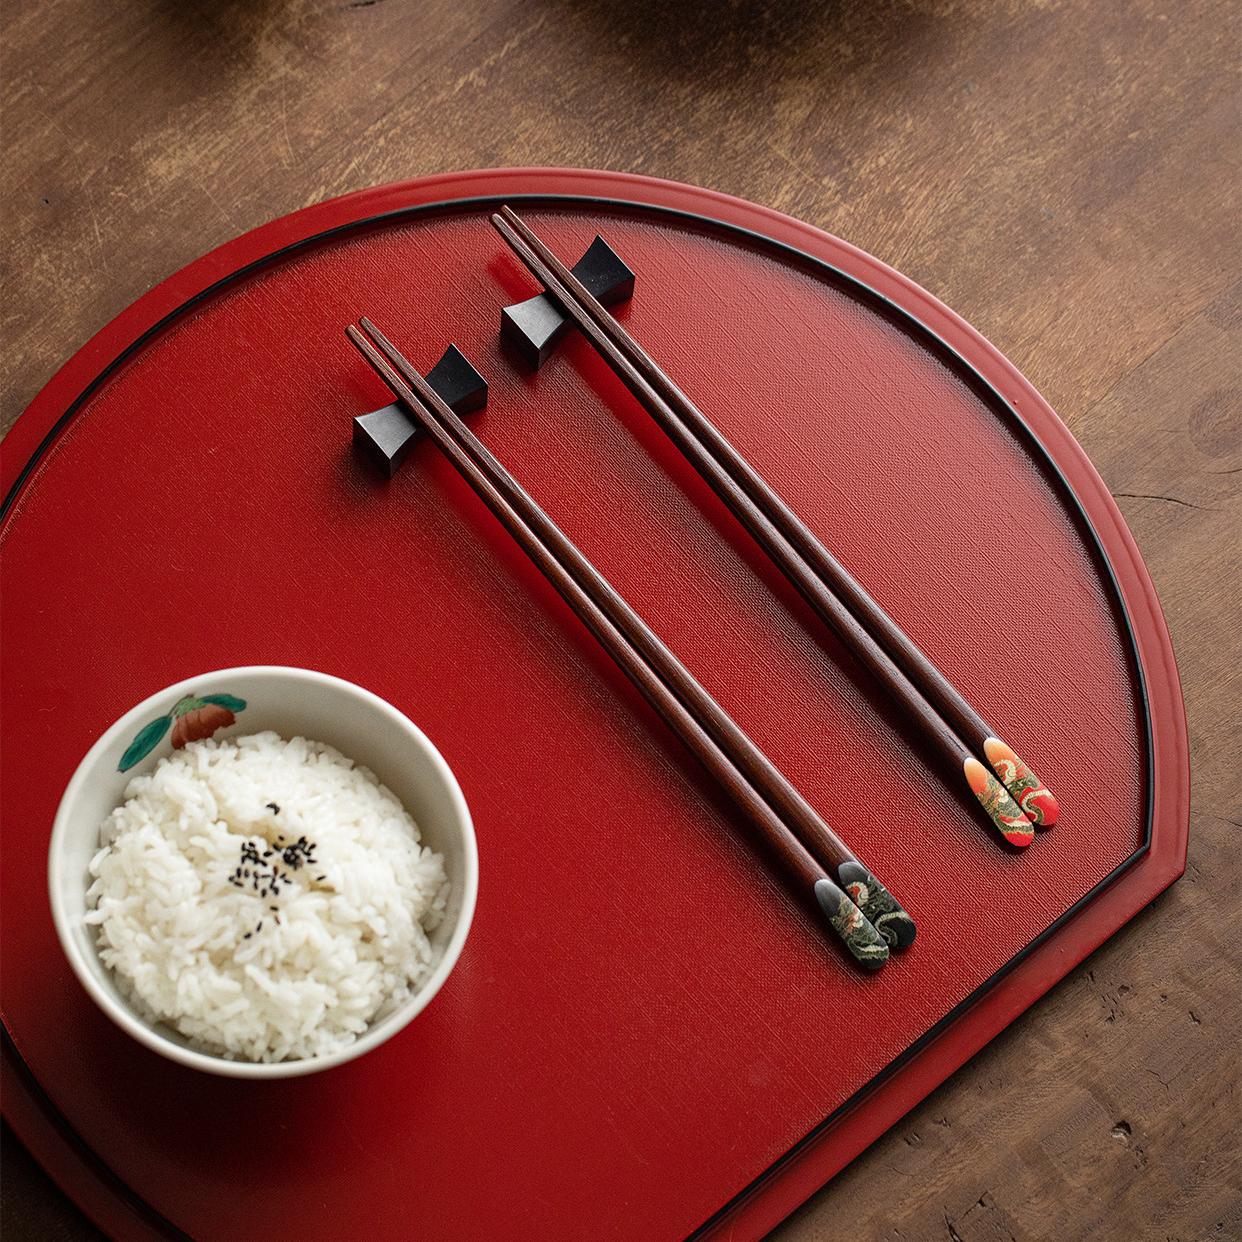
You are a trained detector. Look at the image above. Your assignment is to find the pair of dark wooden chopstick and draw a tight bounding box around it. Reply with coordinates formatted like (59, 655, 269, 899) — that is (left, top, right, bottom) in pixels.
(347, 317, 914, 969)
(489, 206, 1059, 849)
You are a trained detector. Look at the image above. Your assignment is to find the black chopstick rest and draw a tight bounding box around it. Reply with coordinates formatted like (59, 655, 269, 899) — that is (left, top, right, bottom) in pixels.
(353, 344, 488, 477)
(501, 235, 634, 369)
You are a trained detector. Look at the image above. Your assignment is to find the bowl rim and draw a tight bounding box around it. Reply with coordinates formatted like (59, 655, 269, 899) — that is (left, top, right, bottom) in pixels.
(48, 664, 479, 1079)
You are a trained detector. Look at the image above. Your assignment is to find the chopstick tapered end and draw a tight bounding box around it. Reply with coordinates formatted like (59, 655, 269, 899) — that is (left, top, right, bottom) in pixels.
(814, 878, 889, 970)
(983, 737, 1059, 828)
(964, 757, 1035, 847)
(837, 861, 916, 950)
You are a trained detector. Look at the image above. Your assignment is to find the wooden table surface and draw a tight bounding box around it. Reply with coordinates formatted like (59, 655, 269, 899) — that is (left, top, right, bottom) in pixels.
(2, 1, 1238, 1238)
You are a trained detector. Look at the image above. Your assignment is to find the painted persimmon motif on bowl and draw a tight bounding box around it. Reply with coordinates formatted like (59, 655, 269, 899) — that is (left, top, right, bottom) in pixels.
(118, 693, 247, 772)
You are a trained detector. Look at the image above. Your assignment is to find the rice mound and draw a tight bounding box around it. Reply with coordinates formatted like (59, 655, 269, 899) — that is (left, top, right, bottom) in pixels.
(86, 731, 447, 1062)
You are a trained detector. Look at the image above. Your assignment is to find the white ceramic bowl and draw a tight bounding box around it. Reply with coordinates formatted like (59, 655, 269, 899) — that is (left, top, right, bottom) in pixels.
(48, 666, 477, 1079)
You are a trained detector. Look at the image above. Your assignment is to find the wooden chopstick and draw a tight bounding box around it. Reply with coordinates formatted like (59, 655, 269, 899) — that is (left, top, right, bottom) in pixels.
(491, 207, 1051, 848)
(347, 319, 898, 969)
(358, 315, 914, 952)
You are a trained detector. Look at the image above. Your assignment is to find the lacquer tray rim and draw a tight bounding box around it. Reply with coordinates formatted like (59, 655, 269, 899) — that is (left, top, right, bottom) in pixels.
(0, 167, 1189, 1242)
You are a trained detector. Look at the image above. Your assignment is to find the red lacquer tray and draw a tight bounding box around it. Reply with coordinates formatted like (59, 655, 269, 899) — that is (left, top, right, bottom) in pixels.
(0, 169, 1187, 1241)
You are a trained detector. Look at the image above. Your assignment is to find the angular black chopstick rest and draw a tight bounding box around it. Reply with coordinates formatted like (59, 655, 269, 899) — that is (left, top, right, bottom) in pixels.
(353, 344, 487, 477)
(501, 234, 635, 369)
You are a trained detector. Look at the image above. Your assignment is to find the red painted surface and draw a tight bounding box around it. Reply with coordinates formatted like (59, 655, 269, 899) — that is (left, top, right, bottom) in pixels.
(0, 169, 1188, 1241)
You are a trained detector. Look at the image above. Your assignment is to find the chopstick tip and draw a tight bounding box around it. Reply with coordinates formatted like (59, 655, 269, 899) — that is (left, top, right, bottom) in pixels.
(964, 757, 1035, 847)
(814, 878, 889, 969)
(983, 737, 1059, 828)
(837, 861, 915, 950)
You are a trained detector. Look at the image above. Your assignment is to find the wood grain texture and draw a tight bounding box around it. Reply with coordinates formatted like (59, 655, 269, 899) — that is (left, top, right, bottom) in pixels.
(1, 0, 1237, 1239)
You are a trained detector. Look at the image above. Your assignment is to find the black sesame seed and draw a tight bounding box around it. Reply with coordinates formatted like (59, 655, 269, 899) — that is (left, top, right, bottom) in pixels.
(243, 932, 251, 939)
(266, 802, 280, 813)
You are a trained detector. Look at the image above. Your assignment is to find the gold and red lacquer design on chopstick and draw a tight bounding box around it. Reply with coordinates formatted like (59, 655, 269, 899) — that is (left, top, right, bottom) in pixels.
(984, 738, 1059, 828)
(964, 758, 1035, 847)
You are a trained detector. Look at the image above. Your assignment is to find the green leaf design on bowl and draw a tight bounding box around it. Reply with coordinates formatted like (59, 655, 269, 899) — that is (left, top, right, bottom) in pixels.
(118, 715, 172, 772)
(200, 693, 247, 713)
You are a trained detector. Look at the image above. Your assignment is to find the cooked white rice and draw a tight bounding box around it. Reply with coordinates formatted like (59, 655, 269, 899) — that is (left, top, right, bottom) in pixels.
(86, 731, 447, 1062)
